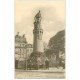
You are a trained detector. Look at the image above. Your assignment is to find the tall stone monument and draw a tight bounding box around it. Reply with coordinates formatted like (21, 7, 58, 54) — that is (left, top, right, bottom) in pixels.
(33, 10, 44, 53)
(28, 11, 45, 70)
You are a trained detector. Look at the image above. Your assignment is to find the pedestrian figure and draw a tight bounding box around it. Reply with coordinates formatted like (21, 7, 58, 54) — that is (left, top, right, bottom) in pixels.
(29, 60, 32, 70)
(27, 60, 32, 70)
(45, 57, 49, 70)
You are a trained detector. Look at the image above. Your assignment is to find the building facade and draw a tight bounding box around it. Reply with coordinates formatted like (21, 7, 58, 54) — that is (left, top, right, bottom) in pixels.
(15, 32, 27, 69)
(26, 44, 33, 60)
(15, 32, 33, 69)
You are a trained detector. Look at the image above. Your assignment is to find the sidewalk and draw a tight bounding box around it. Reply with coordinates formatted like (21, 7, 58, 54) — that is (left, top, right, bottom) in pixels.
(15, 68, 65, 73)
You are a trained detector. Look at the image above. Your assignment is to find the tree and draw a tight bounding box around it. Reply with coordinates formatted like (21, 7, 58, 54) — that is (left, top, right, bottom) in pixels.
(48, 30, 65, 54)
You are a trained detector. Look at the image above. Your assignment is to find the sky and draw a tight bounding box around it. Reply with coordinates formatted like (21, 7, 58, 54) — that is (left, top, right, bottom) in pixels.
(15, 0, 65, 44)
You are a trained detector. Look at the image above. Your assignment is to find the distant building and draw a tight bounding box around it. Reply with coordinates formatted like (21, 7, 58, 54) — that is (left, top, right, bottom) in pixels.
(15, 32, 27, 69)
(43, 42, 48, 51)
(26, 44, 33, 59)
(15, 32, 33, 69)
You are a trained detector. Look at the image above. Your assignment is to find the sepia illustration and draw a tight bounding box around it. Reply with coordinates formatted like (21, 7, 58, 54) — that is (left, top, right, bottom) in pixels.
(15, 0, 65, 79)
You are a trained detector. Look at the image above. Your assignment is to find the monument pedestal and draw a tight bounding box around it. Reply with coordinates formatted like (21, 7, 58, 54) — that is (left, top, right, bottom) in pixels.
(27, 52, 45, 70)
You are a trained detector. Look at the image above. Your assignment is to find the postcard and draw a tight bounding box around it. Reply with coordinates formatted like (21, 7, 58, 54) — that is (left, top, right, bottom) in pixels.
(15, 0, 65, 79)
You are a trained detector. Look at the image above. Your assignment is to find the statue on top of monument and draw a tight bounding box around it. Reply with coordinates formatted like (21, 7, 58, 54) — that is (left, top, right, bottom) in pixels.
(34, 10, 42, 23)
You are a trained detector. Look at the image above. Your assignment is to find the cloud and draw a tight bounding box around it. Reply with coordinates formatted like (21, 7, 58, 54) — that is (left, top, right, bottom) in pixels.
(15, 1, 65, 44)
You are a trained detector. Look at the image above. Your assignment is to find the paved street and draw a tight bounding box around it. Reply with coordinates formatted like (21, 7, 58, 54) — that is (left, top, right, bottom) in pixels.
(15, 68, 65, 79)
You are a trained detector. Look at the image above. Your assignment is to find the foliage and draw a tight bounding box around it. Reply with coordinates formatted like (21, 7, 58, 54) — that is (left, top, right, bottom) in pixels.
(48, 30, 65, 54)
